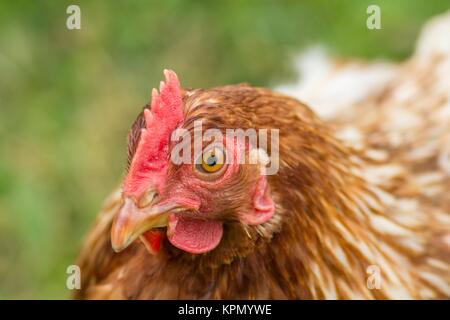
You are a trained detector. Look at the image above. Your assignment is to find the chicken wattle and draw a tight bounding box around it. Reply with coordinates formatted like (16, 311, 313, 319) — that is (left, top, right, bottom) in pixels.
(75, 13, 450, 300)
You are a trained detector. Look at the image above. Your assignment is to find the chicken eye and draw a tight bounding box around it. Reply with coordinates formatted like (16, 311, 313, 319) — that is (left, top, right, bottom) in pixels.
(195, 146, 226, 175)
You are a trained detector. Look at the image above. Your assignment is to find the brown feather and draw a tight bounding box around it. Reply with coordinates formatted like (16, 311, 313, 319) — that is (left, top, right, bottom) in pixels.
(75, 13, 450, 299)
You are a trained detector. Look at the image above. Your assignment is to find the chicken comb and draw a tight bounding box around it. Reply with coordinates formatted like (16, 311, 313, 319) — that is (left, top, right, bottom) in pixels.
(123, 69, 184, 197)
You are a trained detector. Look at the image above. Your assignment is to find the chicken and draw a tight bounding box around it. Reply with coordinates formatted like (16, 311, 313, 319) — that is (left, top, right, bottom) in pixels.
(75, 13, 450, 299)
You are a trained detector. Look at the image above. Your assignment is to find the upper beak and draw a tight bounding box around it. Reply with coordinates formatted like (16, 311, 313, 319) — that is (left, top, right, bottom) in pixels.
(111, 196, 180, 252)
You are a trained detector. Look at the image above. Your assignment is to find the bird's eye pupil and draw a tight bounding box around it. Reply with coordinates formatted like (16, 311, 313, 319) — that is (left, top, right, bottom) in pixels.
(196, 146, 226, 175)
(206, 156, 217, 166)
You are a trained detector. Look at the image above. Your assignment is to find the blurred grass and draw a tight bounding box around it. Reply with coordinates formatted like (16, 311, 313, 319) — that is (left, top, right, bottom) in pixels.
(0, 0, 448, 299)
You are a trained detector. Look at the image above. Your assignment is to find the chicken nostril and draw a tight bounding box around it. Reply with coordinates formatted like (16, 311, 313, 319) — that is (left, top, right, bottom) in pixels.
(138, 189, 159, 208)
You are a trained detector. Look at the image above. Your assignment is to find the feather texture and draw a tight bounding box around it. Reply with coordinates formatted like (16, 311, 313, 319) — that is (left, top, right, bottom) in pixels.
(75, 12, 450, 299)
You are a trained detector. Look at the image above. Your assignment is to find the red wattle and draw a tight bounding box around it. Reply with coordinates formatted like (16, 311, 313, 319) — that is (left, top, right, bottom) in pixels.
(167, 214, 223, 254)
(140, 230, 163, 255)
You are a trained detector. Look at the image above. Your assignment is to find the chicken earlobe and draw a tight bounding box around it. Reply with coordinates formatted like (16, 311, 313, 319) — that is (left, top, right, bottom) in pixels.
(240, 176, 275, 225)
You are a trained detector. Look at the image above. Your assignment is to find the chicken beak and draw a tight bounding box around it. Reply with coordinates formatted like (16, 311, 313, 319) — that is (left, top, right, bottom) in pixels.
(111, 197, 180, 253)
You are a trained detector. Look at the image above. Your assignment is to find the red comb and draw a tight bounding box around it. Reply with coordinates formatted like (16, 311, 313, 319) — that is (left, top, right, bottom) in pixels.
(123, 69, 184, 197)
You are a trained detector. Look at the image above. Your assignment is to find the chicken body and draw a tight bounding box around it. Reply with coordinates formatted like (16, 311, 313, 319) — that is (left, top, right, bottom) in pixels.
(75, 13, 450, 299)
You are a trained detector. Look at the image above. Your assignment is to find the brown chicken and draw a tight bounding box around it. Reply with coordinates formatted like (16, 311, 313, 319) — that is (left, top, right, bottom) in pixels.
(75, 13, 450, 299)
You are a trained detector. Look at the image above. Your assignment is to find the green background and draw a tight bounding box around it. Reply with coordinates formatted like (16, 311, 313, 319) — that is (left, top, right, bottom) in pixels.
(0, 0, 448, 299)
